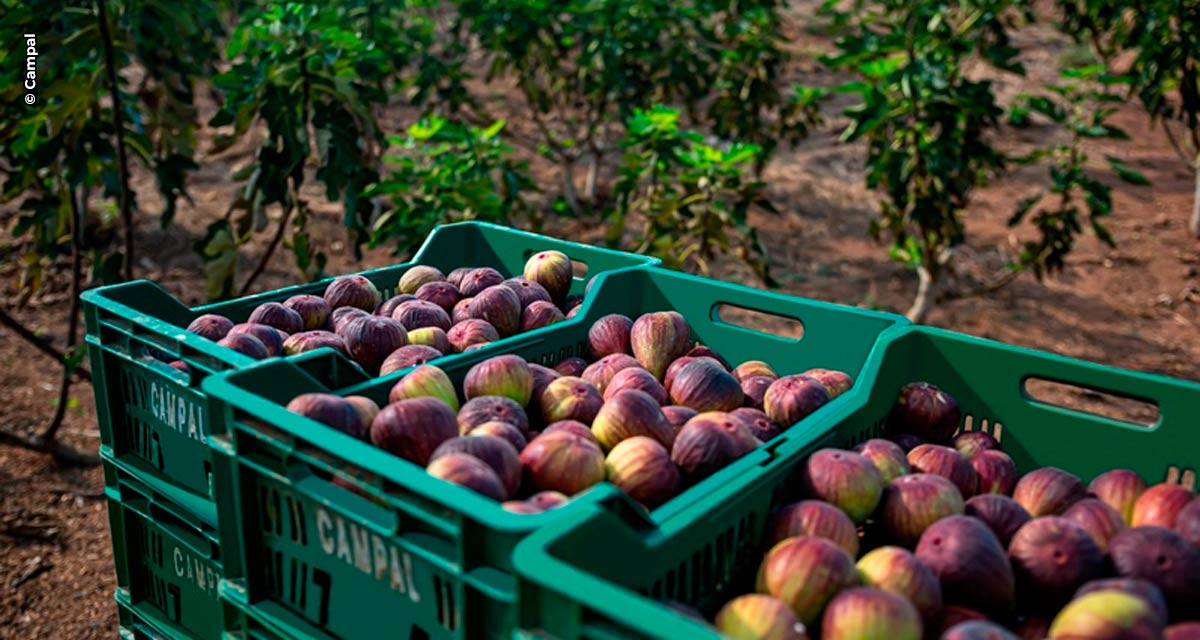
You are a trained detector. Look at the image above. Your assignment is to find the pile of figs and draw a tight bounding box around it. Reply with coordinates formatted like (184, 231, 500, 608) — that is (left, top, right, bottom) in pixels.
(704, 382, 1200, 639)
(179, 251, 583, 373)
(285, 309, 852, 513)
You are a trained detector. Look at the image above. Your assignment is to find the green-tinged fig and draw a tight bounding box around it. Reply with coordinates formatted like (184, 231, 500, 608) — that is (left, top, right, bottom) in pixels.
(331, 306, 371, 334)
(187, 314, 233, 340)
(407, 327, 452, 355)
(451, 298, 472, 324)
(856, 546, 943, 626)
(426, 453, 506, 501)
(528, 490, 569, 510)
(604, 367, 668, 405)
(1075, 579, 1169, 623)
(378, 294, 417, 319)
(964, 494, 1031, 547)
(388, 365, 459, 411)
(821, 587, 922, 640)
(324, 275, 382, 311)
(662, 405, 698, 431)
(941, 621, 1018, 640)
(446, 267, 472, 289)
(370, 397, 458, 465)
(1089, 470, 1148, 525)
(380, 345, 443, 375)
(249, 302, 304, 335)
(909, 444, 978, 498)
(764, 375, 831, 429)
(880, 474, 966, 547)
(915, 515, 1016, 616)
(501, 277, 553, 308)
(540, 377, 604, 425)
(802, 368, 853, 399)
(467, 420, 527, 451)
(521, 300, 565, 332)
(1109, 526, 1200, 618)
(523, 250, 573, 303)
(1009, 517, 1106, 611)
(756, 535, 859, 626)
(415, 281, 462, 314)
(432, 435, 521, 499)
(731, 407, 780, 443)
(554, 356, 588, 377)
(605, 436, 679, 509)
(592, 389, 675, 450)
(732, 360, 777, 382)
(800, 448, 884, 523)
(1064, 498, 1127, 551)
(542, 420, 600, 445)
(971, 450, 1018, 496)
(854, 438, 911, 483)
(768, 500, 860, 556)
(588, 314, 634, 359)
(582, 353, 643, 394)
(218, 333, 270, 359)
(1131, 483, 1194, 528)
(282, 330, 347, 357)
(228, 323, 286, 356)
(669, 358, 744, 413)
(1176, 498, 1200, 546)
(468, 286, 522, 337)
(886, 382, 961, 443)
(519, 431, 605, 495)
(447, 319, 500, 353)
(397, 265, 446, 295)
(458, 396, 530, 435)
(671, 412, 759, 483)
(342, 315, 408, 374)
(459, 267, 505, 297)
(741, 376, 774, 410)
(502, 500, 542, 515)
(464, 355, 533, 405)
(345, 396, 381, 429)
(1013, 467, 1087, 517)
(393, 299, 452, 332)
(714, 594, 808, 640)
(284, 294, 331, 330)
(953, 431, 1000, 458)
(630, 311, 691, 379)
(286, 393, 366, 438)
(1049, 591, 1165, 640)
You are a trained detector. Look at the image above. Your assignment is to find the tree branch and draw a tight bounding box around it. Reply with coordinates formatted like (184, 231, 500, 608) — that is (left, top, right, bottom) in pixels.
(238, 199, 297, 296)
(96, 0, 136, 282)
(1161, 118, 1195, 167)
(0, 310, 91, 382)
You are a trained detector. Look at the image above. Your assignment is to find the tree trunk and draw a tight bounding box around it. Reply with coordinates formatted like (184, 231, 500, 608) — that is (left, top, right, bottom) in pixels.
(1190, 163, 1200, 239)
(561, 161, 581, 215)
(905, 265, 936, 323)
(584, 153, 601, 203)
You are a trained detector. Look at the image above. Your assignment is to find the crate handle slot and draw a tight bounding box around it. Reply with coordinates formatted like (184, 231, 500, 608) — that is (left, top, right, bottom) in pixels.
(1021, 376, 1160, 429)
(710, 303, 804, 341)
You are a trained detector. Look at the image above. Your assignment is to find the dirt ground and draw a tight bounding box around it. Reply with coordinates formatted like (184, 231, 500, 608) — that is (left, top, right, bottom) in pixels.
(2, 10, 1198, 640)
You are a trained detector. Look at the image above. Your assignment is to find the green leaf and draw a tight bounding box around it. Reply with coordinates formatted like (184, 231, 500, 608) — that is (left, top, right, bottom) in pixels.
(1106, 156, 1150, 185)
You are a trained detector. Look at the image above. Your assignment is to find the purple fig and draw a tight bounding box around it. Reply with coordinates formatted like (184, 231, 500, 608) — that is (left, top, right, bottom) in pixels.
(540, 377, 604, 426)
(187, 314, 234, 340)
(331, 306, 371, 334)
(519, 431, 605, 495)
(286, 393, 366, 438)
(415, 281, 461, 314)
(542, 420, 600, 445)
(467, 421, 528, 452)
(379, 344, 443, 375)
(523, 250, 574, 303)
(459, 267, 505, 297)
(1009, 516, 1106, 610)
(669, 358, 744, 413)
(431, 435, 521, 499)
(661, 405, 698, 431)
(528, 490, 569, 511)
(228, 323, 286, 356)
(501, 500, 543, 515)
(520, 300, 565, 332)
(217, 333, 270, 359)
(801, 448, 884, 523)
(764, 375, 831, 429)
(603, 367, 668, 405)
(1109, 526, 1200, 618)
(908, 444, 977, 497)
(915, 515, 1016, 616)
(686, 345, 729, 370)
(1166, 623, 1200, 640)
(581, 353, 642, 394)
(671, 411, 759, 483)
(732, 360, 777, 382)
(1089, 469, 1148, 525)
(468, 286, 522, 337)
(854, 438, 911, 483)
(388, 364, 459, 411)
(427, 453, 505, 501)
(740, 375, 774, 410)
(451, 297, 473, 324)
(630, 311, 691, 379)
(464, 355, 533, 405)
(855, 546, 943, 627)
(324, 275, 381, 311)
(248, 302, 304, 335)
(458, 396, 529, 435)
(591, 389, 675, 451)
(446, 267, 472, 289)
(588, 314, 634, 359)
(890, 433, 926, 453)
(283, 294, 331, 330)
(501, 277, 553, 308)
(971, 450, 1019, 496)
(802, 368, 853, 399)
(730, 407, 781, 443)
(964, 494, 1032, 548)
(1175, 498, 1200, 547)
(768, 499, 860, 556)
(605, 436, 680, 509)
(879, 474, 966, 547)
(370, 397, 458, 465)
(886, 382, 961, 443)
(447, 319, 500, 353)
(756, 536, 858, 626)
(397, 265, 446, 295)
(554, 357, 588, 377)
(1064, 498, 1127, 551)
(282, 330, 346, 357)
(345, 395, 380, 428)
(342, 315, 408, 374)
(953, 431, 1000, 458)
(1131, 483, 1194, 529)
(1014, 467, 1087, 517)
(821, 587, 923, 640)
(564, 297, 584, 318)
(377, 294, 417, 319)
(393, 299, 452, 332)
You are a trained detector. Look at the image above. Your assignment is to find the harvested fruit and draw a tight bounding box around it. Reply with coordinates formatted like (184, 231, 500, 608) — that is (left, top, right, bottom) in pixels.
(1063, 498, 1127, 551)
(283, 294, 331, 330)
(952, 431, 999, 458)
(914, 515, 1015, 616)
(800, 448, 884, 523)
(603, 367, 668, 405)
(523, 250, 573, 303)
(519, 431, 606, 495)
(1048, 590, 1165, 640)
(286, 393, 365, 439)
(964, 494, 1031, 547)
(671, 412, 758, 483)
(249, 302, 304, 335)
(878, 473, 965, 547)
(218, 333, 270, 359)
(369, 397, 458, 465)
(324, 275, 381, 311)
(463, 354, 533, 405)
(886, 382, 961, 443)
(458, 396, 529, 435)
(907, 444, 977, 497)
(426, 453, 506, 500)
(756, 535, 858, 626)
(228, 323, 286, 356)
(605, 436, 680, 509)
(540, 377, 605, 426)
(431, 435, 521, 499)
(855, 546, 943, 626)
(282, 330, 346, 356)
(1131, 483, 1194, 528)
(588, 314, 634, 359)
(1013, 467, 1087, 517)
(854, 438, 911, 483)
(669, 358, 744, 412)
(630, 311, 691, 379)
(342, 315, 408, 374)
(1008, 516, 1106, 611)
(187, 314, 234, 340)
(764, 375, 831, 428)
(714, 594, 808, 640)
(592, 389, 675, 450)
(379, 344, 443, 374)
(970, 450, 1019, 496)
(821, 587, 923, 640)
(1109, 526, 1200, 618)
(1088, 470, 1147, 525)
(768, 500, 860, 556)
(398, 266, 445, 295)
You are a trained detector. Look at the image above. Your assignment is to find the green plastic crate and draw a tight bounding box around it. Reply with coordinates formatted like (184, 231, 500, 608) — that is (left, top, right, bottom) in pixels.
(104, 450, 229, 640)
(116, 589, 184, 640)
(82, 221, 658, 526)
(200, 266, 907, 640)
(511, 325, 1200, 639)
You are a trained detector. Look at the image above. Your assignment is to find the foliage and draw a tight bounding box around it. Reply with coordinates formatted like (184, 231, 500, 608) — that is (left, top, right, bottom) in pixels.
(609, 106, 776, 281)
(368, 117, 533, 256)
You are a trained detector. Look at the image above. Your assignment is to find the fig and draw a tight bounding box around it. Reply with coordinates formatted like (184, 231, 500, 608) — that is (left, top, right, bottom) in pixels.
(379, 344, 444, 374)
(1009, 516, 1106, 610)
(467, 420, 528, 452)
(248, 302, 304, 335)
(942, 621, 1018, 640)
(1131, 483, 1194, 528)
(714, 594, 807, 640)
(464, 342, 491, 352)
(605, 436, 680, 509)
(592, 389, 675, 450)
(393, 299, 452, 332)
(415, 281, 462, 314)
(588, 314, 634, 359)
(501, 500, 543, 515)
(286, 393, 365, 438)
(581, 353, 642, 395)
(971, 450, 1019, 496)
(1176, 498, 1200, 546)
(540, 377, 604, 425)
(663, 356, 700, 394)
(370, 397, 458, 465)
(671, 412, 758, 483)
(519, 431, 606, 495)
(464, 355, 533, 405)
(468, 286, 522, 338)
(964, 494, 1032, 548)
(431, 435, 521, 499)
(764, 375, 831, 429)
(283, 294, 331, 330)
(168, 360, 189, 373)
(768, 500, 860, 556)
(564, 299, 584, 318)
(388, 365, 459, 411)
(324, 275, 381, 311)
(447, 319, 500, 353)
(730, 407, 780, 443)
(1075, 578, 1169, 623)
(218, 333, 271, 359)
(878, 473, 966, 547)
(630, 311, 691, 379)
(604, 367, 668, 405)
(1064, 498, 1127, 551)
(459, 267, 505, 297)
(853, 438, 911, 483)
(377, 294, 417, 319)
(756, 535, 859, 626)
(528, 490, 569, 511)
(1013, 467, 1087, 517)
(1048, 590, 1165, 640)
(914, 515, 1016, 616)
(740, 376, 775, 410)
(890, 433, 925, 453)
(938, 607, 990, 633)
(821, 587, 922, 640)
(886, 382, 961, 443)
(1166, 623, 1200, 640)
(528, 364, 561, 414)
(397, 265, 446, 295)
(331, 306, 371, 334)
(800, 448, 884, 523)
(732, 360, 777, 382)
(855, 546, 943, 626)
(520, 300, 565, 332)
(228, 323, 286, 356)
(445, 267, 472, 289)
(908, 444, 978, 498)
(952, 431, 1000, 458)
(661, 405, 698, 431)
(342, 315, 408, 374)
(282, 330, 346, 357)
(451, 297, 473, 324)
(427, 453, 505, 501)
(669, 359, 744, 413)
(1013, 616, 1052, 640)
(1089, 469, 1148, 525)
(186, 314, 233, 340)
(802, 368, 853, 399)
(458, 396, 530, 435)
(523, 250, 573, 303)
(500, 277, 553, 309)
(1109, 526, 1200, 618)
(345, 395, 380, 429)
(554, 356, 588, 377)
(406, 326, 452, 355)
(542, 420, 600, 445)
